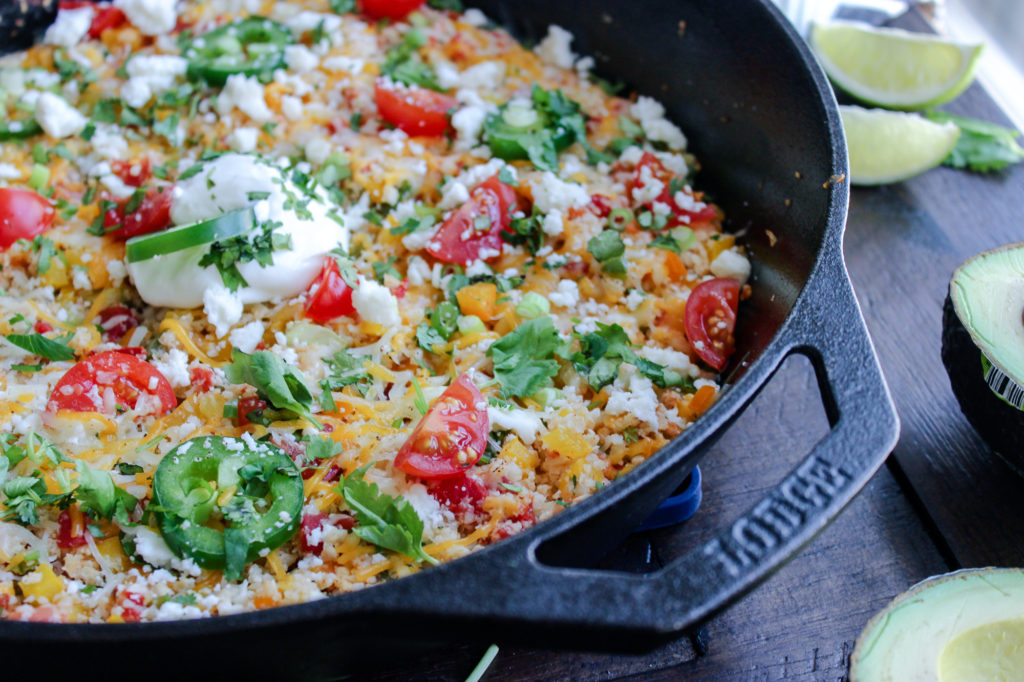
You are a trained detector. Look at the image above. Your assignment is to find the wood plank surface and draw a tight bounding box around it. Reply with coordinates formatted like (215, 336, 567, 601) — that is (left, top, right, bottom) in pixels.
(372, 8, 1024, 680)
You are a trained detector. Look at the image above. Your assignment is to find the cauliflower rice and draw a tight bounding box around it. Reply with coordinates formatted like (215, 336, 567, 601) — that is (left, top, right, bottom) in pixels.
(0, 0, 751, 622)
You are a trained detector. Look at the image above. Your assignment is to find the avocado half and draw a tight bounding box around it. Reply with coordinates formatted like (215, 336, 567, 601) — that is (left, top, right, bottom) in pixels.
(851, 568, 1024, 681)
(941, 242, 1024, 475)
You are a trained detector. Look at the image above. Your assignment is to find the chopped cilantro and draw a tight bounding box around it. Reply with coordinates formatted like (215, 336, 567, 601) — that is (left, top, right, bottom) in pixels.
(335, 464, 437, 564)
(4, 332, 75, 362)
(487, 317, 568, 398)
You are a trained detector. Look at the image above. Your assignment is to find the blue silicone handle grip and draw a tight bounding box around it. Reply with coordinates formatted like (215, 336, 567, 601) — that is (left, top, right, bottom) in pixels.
(634, 466, 703, 532)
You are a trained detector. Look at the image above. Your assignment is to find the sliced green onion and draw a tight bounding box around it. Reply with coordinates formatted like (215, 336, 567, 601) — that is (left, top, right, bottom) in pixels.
(457, 314, 485, 336)
(530, 387, 562, 408)
(670, 226, 696, 251)
(28, 164, 49, 191)
(125, 208, 254, 263)
(502, 102, 539, 128)
(515, 292, 550, 319)
(607, 207, 634, 231)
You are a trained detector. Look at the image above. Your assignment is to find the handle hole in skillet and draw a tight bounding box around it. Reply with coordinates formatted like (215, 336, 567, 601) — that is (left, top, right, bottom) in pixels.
(533, 354, 829, 573)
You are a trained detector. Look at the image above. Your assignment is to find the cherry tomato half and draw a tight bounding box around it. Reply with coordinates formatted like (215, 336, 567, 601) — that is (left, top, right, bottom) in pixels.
(374, 79, 457, 137)
(58, 2, 127, 37)
(683, 277, 740, 371)
(0, 187, 55, 250)
(303, 258, 356, 323)
(103, 186, 173, 240)
(394, 374, 488, 479)
(426, 174, 518, 265)
(360, 0, 426, 20)
(110, 158, 152, 188)
(47, 350, 176, 416)
(628, 152, 717, 227)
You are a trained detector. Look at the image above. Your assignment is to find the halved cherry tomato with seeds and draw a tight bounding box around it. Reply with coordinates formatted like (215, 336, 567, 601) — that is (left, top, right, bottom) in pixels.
(426, 174, 518, 265)
(47, 350, 176, 416)
(374, 79, 456, 137)
(628, 152, 717, 227)
(103, 186, 173, 240)
(0, 187, 55, 250)
(683, 277, 740, 371)
(394, 374, 488, 479)
(303, 258, 356, 323)
(96, 304, 139, 342)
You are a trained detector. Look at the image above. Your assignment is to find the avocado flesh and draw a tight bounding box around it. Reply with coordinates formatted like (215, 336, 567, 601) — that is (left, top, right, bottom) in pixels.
(939, 618, 1024, 681)
(852, 568, 1024, 682)
(950, 242, 1024, 386)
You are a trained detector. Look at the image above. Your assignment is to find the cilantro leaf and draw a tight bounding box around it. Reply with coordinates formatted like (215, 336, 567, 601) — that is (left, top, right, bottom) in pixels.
(224, 349, 321, 427)
(381, 28, 442, 91)
(572, 323, 691, 391)
(5, 332, 75, 361)
(199, 218, 290, 292)
(335, 464, 437, 565)
(303, 434, 344, 461)
(501, 208, 545, 255)
(926, 110, 1024, 173)
(75, 461, 138, 522)
(487, 317, 568, 398)
(322, 349, 372, 390)
(587, 230, 626, 275)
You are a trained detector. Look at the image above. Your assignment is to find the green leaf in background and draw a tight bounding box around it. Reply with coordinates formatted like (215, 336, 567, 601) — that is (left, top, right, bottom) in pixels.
(926, 111, 1024, 173)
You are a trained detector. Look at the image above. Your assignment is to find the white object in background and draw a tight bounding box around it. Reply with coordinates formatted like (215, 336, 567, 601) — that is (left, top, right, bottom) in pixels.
(770, 0, 843, 35)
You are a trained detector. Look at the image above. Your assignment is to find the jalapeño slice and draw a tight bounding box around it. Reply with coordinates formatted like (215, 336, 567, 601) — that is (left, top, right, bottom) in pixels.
(124, 208, 254, 263)
(153, 436, 302, 580)
(184, 17, 293, 85)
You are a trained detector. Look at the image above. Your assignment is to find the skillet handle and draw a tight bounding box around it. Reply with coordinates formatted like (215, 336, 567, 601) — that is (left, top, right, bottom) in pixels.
(421, 248, 898, 641)
(502, 249, 899, 638)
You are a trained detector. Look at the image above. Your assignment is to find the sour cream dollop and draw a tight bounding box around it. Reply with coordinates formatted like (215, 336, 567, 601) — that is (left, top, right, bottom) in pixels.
(127, 154, 349, 336)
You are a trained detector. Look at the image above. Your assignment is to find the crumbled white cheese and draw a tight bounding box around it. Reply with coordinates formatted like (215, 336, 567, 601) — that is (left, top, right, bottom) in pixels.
(535, 25, 576, 69)
(405, 255, 431, 286)
(203, 284, 244, 338)
(0, 163, 21, 179)
(451, 104, 488, 151)
(227, 126, 259, 153)
(153, 348, 191, 388)
(710, 249, 751, 285)
(624, 289, 646, 311)
(462, 8, 489, 26)
(35, 92, 87, 139)
(44, 7, 94, 48)
(228, 321, 265, 354)
(114, 0, 178, 36)
(304, 138, 332, 165)
(352, 278, 401, 327)
(488, 406, 544, 445)
(605, 371, 660, 428)
(90, 125, 129, 159)
(630, 95, 687, 151)
(438, 180, 470, 210)
(541, 209, 564, 237)
(280, 95, 303, 121)
(216, 74, 273, 123)
(530, 172, 589, 213)
(284, 44, 320, 73)
(640, 345, 700, 378)
(549, 279, 580, 308)
(285, 11, 343, 42)
(321, 55, 364, 73)
(120, 54, 188, 108)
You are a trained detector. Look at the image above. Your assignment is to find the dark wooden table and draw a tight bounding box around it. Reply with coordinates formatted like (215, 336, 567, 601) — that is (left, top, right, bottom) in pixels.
(376, 10, 1024, 680)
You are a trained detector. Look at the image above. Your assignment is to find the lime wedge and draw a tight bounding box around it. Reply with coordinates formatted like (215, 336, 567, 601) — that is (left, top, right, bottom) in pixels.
(840, 105, 960, 185)
(811, 20, 984, 110)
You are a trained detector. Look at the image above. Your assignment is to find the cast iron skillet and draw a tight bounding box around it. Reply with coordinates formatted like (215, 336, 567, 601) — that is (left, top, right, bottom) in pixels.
(0, 0, 898, 677)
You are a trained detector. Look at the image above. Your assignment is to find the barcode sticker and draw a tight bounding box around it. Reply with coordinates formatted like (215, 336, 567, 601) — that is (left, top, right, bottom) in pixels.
(982, 353, 1024, 411)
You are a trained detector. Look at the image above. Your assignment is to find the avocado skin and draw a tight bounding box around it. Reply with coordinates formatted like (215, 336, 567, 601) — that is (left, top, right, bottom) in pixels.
(941, 294, 1024, 477)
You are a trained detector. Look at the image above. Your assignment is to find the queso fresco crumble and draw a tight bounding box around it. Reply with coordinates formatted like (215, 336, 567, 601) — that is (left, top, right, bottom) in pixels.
(0, 0, 751, 622)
